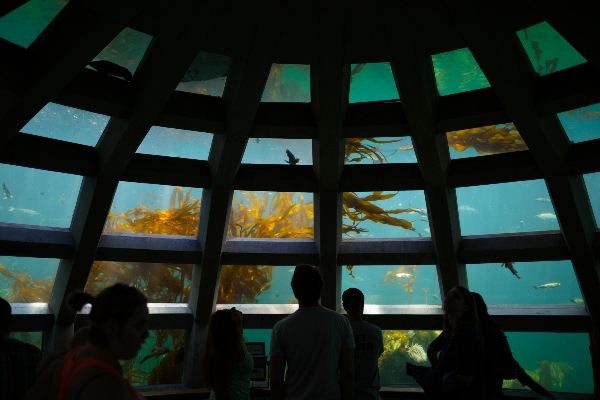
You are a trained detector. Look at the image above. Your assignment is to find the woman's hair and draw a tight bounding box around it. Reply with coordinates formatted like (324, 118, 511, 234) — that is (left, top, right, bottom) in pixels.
(442, 285, 479, 337)
(471, 291, 501, 330)
(291, 264, 323, 305)
(67, 283, 147, 347)
(201, 309, 245, 390)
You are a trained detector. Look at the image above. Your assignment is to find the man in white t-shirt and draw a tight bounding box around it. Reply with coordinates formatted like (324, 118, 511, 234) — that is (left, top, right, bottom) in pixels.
(342, 288, 384, 400)
(270, 264, 355, 400)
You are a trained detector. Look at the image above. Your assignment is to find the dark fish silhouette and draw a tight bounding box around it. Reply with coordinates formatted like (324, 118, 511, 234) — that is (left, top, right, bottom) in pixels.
(140, 346, 170, 364)
(501, 262, 521, 279)
(285, 149, 300, 165)
(88, 60, 133, 82)
(2, 183, 12, 199)
(255, 138, 261, 144)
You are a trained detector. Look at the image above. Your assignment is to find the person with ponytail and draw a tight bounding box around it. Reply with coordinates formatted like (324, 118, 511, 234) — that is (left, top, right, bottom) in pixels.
(201, 307, 253, 400)
(25, 283, 149, 400)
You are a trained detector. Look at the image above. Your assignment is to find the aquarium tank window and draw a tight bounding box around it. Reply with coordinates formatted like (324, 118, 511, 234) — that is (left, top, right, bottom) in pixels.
(105, 184, 202, 236)
(176, 51, 231, 96)
(342, 191, 429, 239)
(342, 265, 439, 305)
(0, 163, 82, 228)
(344, 137, 416, 164)
(88, 27, 152, 77)
(583, 172, 600, 226)
(9, 332, 43, 349)
(467, 260, 582, 305)
(446, 123, 528, 160)
(0, 256, 60, 302)
(136, 126, 213, 160)
(261, 64, 310, 102)
(348, 63, 400, 103)
(456, 179, 558, 236)
(0, 0, 66, 48)
(21, 102, 109, 146)
(557, 103, 600, 143)
(228, 191, 314, 239)
(431, 47, 490, 96)
(242, 138, 312, 165)
(217, 265, 296, 304)
(516, 21, 587, 76)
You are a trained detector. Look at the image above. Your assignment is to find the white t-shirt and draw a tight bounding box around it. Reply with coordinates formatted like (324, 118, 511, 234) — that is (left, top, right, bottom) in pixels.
(349, 320, 383, 400)
(270, 305, 355, 400)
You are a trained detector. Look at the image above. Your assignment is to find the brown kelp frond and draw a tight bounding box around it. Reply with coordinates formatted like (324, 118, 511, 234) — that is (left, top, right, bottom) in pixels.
(446, 124, 528, 155)
(380, 265, 418, 293)
(0, 263, 54, 302)
(345, 138, 401, 163)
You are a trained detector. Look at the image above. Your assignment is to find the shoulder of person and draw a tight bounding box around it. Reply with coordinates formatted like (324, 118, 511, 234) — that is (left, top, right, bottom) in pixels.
(75, 369, 133, 400)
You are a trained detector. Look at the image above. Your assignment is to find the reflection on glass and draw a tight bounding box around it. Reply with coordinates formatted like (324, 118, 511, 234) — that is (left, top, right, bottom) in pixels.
(85, 261, 192, 303)
(261, 64, 310, 102)
(456, 179, 558, 236)
(345, 137, 415, 164)
(228, 191, 314, 239)
(583, 172, 600, 227)
(22, 102, 109, 146)
(0, 0, 66, 48)
(177, 51, 231, 96)
(349, 63, 400, 103)
(447, 123, 528, 160)
(122, 329, 186, 386)
(218, 265, 296, 304)
(89, 27, 152, 78)
(105, 184, 202, 236)
(242, 138, 312, 165)
(516, 21, 586, 76)
(557, 103, 600, 143)
(0, 256, 59, 302)
(0, 163, 82, 228)
(432, 48, 490, 96)
(9, 332, 43, 349)
(467, 260, 582, 305)
(342, 191, 429, 238)
(136, 126, 213, 160)
(505, 332, 592, 393)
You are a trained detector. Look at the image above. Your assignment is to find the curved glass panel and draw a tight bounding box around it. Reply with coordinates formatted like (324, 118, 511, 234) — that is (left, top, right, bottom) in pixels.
(345, 137, 416, 164)
(90, 27, 152, 77)
(0, 163, 82, 228)
(0, 0, 66, 48)
(261, 64, 310, 102)
(342, 265, 439, 305)
(447, 123, 528, 160)
(217, 265, 295, 304)
(228, 191, 313, 239)
(432, 48, 490, 96)
(105, 184, 202, 236)
(9, 332, 42, 348)
(505, 332, 592, 393)
(121, 329, 186, 386)
(517, 21, 586, 76)
(242, 138, 312, 165)
(583, 172, 600, 226)
(557, 103, 600, 143)
(456, 179, 558, 236)
(177, 51, 230, 97)
(22, 102, 109, 146)
(85, 261, 192, 303)
(342, 191, 430, 238)
(0, 256, 59, 302)
(136, 126, 213, 160)
(349, 63, 399, 103)
(467, 260, 582, 305)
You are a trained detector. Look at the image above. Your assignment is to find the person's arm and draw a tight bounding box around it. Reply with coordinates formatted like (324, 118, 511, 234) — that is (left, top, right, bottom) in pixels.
(526, 380, 557, 400)
(427, 346, 439, 369)
(339, 347, 354, 400)
(270, 355, 286, 400)
(497, 330, 517, 379)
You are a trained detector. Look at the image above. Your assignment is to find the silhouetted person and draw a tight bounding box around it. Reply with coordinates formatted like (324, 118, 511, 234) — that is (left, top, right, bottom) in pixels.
(0, 296, 43, 400)
(343, 288, 383, 400)
(270, 264, 355, 400)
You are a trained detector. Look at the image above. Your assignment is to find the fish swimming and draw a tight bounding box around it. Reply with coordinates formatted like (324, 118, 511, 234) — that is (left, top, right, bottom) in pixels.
(2, 183, 12, 199)
(458, 205, 478, 213)
(8, 207, 39, 216)
(536, 213, 557, 220)
(570, 298, 584, 304)
(255, 138, 261, 144)
(396, 273, 412, 278)
(409, 207, 428, 217)
(388, 144, 414, 156)
(140, 346, 170, 364)
(534, 282, 560, 290)
(501, 262, 521, 279)
(432, 294, 440, 301)
(536, 198, 551, 203)
(285, 149, 300, 165)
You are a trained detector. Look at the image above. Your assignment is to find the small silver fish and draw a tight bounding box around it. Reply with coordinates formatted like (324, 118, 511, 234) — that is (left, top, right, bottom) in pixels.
(536, 212, 556, 220)
(409, 207, 428, 217)
(458, 205, 478, 213)
(570, 297, 584, 304)
(536, 198, 551, 203)
(533, 282, 560, 290)
(432, 294, 441, 300)
(8, 207, 40, 216)
(396, 273, 412, 278)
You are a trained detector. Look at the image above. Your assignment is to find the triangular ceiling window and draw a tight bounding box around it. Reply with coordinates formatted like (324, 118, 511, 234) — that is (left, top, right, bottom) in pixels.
(261, 64, 310, 102)
(349, 63, 399, 103)
(516, 21, 586, 76)
(177, 51, 231, 97)
(0, 0, 66, 48)
(432, 48, 491, 96)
